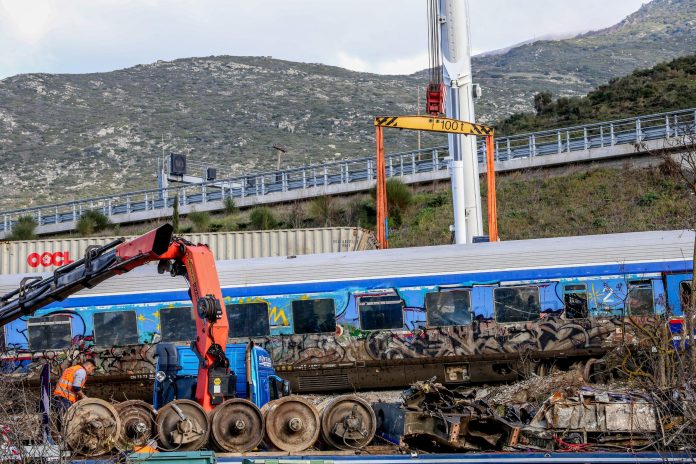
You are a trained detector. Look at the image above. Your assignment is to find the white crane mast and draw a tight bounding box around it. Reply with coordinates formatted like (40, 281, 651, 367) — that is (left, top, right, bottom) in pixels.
(438, 0, 483, 244)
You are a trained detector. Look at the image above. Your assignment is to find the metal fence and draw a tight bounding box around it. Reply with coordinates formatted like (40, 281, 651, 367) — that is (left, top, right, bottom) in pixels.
(1, 107, 695, 234)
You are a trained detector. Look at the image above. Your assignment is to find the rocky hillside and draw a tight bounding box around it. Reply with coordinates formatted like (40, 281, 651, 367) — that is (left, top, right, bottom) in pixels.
(473, 0, 696, 116)
(0, 0, 695, 210)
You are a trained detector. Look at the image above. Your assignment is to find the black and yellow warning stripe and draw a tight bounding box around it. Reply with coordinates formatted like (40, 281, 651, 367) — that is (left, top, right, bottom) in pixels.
(374, 115, 494, 137)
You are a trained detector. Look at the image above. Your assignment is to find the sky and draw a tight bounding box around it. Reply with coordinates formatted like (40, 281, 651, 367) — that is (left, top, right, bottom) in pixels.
(0, 0, 649, 80)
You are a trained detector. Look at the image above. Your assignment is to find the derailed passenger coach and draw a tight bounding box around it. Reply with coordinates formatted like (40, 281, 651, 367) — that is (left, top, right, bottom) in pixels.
(1, 229, 693, 396)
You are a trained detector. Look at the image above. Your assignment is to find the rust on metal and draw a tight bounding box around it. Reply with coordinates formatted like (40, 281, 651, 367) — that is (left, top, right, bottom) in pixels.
(114, 399, 157, 452)
(209, 398, 265, 452)
(64, 398, 122, 456)
(319, 395, 376, 450)
(262, 396, 320, 452)
(155, 399, 210, 451)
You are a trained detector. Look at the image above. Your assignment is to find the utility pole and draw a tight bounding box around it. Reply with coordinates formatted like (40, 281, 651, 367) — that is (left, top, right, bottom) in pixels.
(417, 87, 422, 151)
(158, 134, 169, 199)
(439, 0, 482, 244)
(272, 143, 287, 172)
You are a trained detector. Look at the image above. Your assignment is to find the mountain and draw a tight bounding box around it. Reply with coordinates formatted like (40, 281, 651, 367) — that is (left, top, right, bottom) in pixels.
(1, 0, 695, 210)
(472, 0, 696, 118)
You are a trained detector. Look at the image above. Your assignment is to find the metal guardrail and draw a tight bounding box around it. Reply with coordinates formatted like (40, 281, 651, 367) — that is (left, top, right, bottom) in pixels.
(1, 108, 695, 234)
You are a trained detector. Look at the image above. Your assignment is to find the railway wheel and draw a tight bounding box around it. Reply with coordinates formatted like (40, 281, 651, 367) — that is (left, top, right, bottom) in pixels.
(209, 399, 264, 452)
(263, 396, 320, 452)
(156, 399, 210, 451)
(114, 400, 157, 452)
(319, 395, 376, 450)
(64, 398, 121, 456)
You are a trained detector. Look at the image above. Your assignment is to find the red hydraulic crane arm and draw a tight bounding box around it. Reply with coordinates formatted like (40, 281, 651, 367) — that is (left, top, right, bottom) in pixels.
(0, 223, 230, 412)
(117, 226, 230, 411)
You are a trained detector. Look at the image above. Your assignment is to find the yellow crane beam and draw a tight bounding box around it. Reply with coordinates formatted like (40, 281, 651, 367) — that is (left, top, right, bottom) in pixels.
(374, 115, 494, 137)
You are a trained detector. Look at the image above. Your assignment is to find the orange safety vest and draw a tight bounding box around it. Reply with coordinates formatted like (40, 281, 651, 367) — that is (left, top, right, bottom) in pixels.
(53, 364, 86, 403)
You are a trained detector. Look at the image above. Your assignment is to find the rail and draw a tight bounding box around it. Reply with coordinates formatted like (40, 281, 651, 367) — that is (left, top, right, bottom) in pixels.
(1, 107, 695, 234)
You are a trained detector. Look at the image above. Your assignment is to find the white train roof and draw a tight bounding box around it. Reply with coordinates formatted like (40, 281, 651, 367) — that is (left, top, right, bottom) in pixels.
(0, 230, 693, 298)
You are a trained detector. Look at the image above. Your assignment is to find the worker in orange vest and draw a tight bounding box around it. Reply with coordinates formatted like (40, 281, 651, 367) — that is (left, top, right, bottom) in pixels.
(53, 359, 96, 415)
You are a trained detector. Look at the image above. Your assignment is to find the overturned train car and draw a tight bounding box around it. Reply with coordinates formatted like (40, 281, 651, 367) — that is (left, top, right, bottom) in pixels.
(1, 229, 693, 397)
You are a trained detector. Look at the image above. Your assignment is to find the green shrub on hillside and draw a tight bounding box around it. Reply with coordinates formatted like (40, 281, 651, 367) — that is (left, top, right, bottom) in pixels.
(309, 196, 339, 227)
(188, 210, 211, 232)
(370, 179, 413, 227)
(7, 216, 38, 241)
(250, 207, 277, 230)
(223, 197, 237, 215)
(76, 210, 112, 236)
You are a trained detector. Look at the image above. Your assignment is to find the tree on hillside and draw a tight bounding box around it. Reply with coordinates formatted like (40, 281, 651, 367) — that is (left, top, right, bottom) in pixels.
(172, 194, 180, 233)
(533, 91, 553, 115)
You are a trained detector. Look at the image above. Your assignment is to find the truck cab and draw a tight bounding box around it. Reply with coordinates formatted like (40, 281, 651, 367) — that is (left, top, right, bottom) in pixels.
(154, 343, 287, 410)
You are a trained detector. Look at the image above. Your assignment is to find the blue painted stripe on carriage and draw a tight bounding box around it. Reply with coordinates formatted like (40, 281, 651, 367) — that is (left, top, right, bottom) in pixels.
(39, 259, 692, 309)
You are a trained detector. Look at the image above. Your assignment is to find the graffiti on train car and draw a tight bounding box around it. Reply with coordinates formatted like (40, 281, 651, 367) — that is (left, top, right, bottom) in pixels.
(0, 273, 670, 385)
(227, 275, 665, 367)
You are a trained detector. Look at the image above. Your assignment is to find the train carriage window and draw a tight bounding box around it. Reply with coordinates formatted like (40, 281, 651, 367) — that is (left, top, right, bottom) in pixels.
(358, 295, 404, 331)
(564, 284, 589, 319)
(494, 286, 541, 323)
(628, 280, 654, 316)
(93, 311, 139, 346)
(27, 315, 72, 350)
(160, 307, 197, 342)
(292, 299, 336, 334)
(680, 281, 692, 309)
(425, 291, 472, 327)
(227, 303, 270, 338)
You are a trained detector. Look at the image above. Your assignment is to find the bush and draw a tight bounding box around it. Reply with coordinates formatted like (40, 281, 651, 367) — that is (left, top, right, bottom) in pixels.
(223, 197, 237, 215)
(214, 214, 240, 232)
(309, 196, 338, 227)
(76, 210, 111, 236)
(8, 216, 38, 240)
(188, 210, 211, 232)
(386, 178, 413, 212)
(249, 207, 277, 230)
(371, 179, 413, 227)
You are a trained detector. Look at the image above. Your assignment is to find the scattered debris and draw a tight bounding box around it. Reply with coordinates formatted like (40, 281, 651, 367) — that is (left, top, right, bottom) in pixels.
(373, 377, 688, 453)
(529, 387, 657, 449)
(377, 378, 521, 452)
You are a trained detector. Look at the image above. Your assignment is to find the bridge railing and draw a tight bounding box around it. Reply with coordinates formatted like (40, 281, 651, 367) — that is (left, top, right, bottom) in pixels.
(1, 108, 695, 234)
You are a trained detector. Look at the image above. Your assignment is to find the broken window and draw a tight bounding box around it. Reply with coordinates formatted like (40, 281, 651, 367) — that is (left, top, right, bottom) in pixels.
(93, 311, 139, 346)
(358, 295, 404, 330)
(680, 281, 692, 310)
(627, 280, 654, 316)
(160, 306, 197, 342)
(292, 299, 336, 334)
(227, 302, 270, 338)
(27, 315, 72, 350)
(494, 286, 541, 323)
(425, 290, 472, 327)
(564, 284, 589, 319)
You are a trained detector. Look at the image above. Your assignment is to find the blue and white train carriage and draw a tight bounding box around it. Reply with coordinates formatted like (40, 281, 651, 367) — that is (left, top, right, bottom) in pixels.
(1, 229, 693, 394)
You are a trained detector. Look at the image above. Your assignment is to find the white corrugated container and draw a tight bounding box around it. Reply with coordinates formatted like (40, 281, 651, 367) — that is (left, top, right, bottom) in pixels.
(0, 227, 376, 275)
